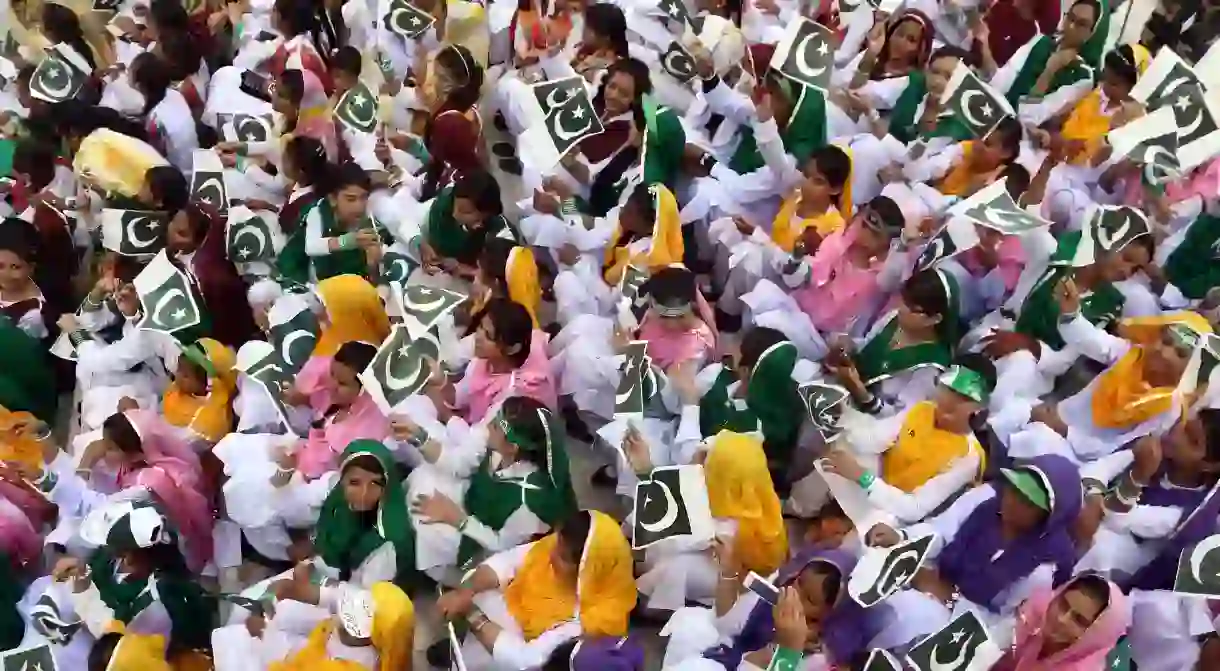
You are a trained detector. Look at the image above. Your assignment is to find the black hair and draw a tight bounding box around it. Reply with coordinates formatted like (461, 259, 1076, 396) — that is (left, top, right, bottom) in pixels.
(284, 136, 332, 189)
(624, 183, 657, 227)
(500, 396, 552, 466)
(178, 205, 212, 244)
(1104, 45, 1141, 88)
(11, 140, 57, 191)
(158, 29, 204, 83)
(901, 269, 953, 321)
(277, 69, 306, 109)
(593, 57, 651, 121)
(484, 298, 534, 368)
(452, 170, 503, 217)
(0, 219, 38, 265)
(150, 0, 191, 34)
(542, 641, 580, 671)
(1200, 408, 1220, 463)
(41, 3, 97, 71)
(102, 413, 143, 454)
(808, 145, 852, 193)
(864, 195, 905, 234)
(130, 52, 173, 116)
(989, 116, 1024, 161)
(435, 44, 484, 112)
(274, 0, 317, 38)
(332, 46, 363, 78)
(325, 161, 372, 196)
(951, 352, 998, 396)
(478, 236, 516, 294)
(816, 499, 848, 522)
(927, 45, 973, 68)
(802, 560, 843, 604)
(645, 265, 697, 308)
(334, 340, 378, 373)
(1001, 163, 1032, 199)
(36, 100, 149, 143)
(146, 165, 189, 211)
(739, 326, 788, 370)
(88, 633, 124, 671)
(584, 3, 629, 57)
(555, 510, 593, 565)
(1066, 573, 1112, 610)
(1070, 0, 1103, 29)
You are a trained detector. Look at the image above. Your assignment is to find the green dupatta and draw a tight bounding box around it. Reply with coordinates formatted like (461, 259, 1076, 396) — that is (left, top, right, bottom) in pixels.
(1014, 231, 1125, 349)
(853, 268, 959, 385)
(1164, 214, 1220, 300)
(313, 439, 418, 588)
(276, 199, 393, 285)
(458, 407, 577, 565)
(423, 186, 514, 264)
(0, 317, 57, 422)
(1004, 0, 1111, 107)
(86, 550, 215, 651)
(888, 72, 973, 145)
(729, 83, 827, 174)
(699, 341, 805, 463)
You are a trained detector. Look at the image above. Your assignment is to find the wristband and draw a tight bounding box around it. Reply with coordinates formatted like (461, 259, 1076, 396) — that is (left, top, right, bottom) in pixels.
(68, 329, 90, 348)
(857, 470, 877, 491)
(766, 646, 803, 671)
(337, 232, 359, 251)
(559, 198, 579, 216)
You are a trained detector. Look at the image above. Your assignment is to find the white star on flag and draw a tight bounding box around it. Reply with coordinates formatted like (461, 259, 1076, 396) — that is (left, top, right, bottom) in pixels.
(980, 103, 993, 118)
(668, 4, 680, 15)
(409, 16, 421, 25)
(172, 309, 187, 320)
(239, 247, 252, 258)
(1177, 95, 1192, 110)
(572, 107, 585, 119)
(817, 41, 829, 56)
(147, 221, 161, 230)
(351, 93, 369, 109)
(951, 630, 966, 643)
(397, 345, 412, 358)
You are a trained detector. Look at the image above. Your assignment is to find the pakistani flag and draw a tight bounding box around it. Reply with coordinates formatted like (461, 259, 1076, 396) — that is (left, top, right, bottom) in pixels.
(769, 18, 834, 92)
(29, 44, 91, 104)
(940, 61, 1013, 139)
(1107, 106, 1183, 187)
(381, 245, 418, 290)
(133, 251, 202, 334)
(0, 643, 57, 671)
(100, 209, 167, 258)
(905, 610, 1003, 671)
(848, 533, 935, 608)
(614, 341, 651, 420)
(619, 265, 650, 308)
(29, 594, 81, 646)
(521, 76, 605, 169)
(267, 294, 321, 375)
(799, 382, 850, 442)
(914, 217, 980, 272)
(863, 649, 902, 671)
(226, 207, 282, 265)
(662, 41, 697, 84)
(632, 465, 714, 549)
(393, 284, 467, 340)
(335, 82, 379, 135)
(358, 325, 441, 414)
(656, 0, 693, 29)
(1131, 48, 1220, 171)
(217, 113, 276, 143)
(948, 178, 1050, 235)
(383, 0, 435, 39)
(1074, 205, 1151, 266)
(191, 150, 229, 216)
(236, 340, 300, 436)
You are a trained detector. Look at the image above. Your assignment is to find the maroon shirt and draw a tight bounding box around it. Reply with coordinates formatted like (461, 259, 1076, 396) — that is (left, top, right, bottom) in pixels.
(977, 0, 1061, 67)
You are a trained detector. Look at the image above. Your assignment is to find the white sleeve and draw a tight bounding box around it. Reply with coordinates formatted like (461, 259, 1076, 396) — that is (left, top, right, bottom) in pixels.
(75, 322, 154, 374)
(69, 581, 119, 638)
(1101, 504, 1184, 538)
(17, 309, 47, 340)
(482, 543, 536, 584)
(902, 144, 964, 183)
(1079, 450, 1134, 485)
(856, 76, 910, 111)
(755, 117, 801, 191)
(304, 206, 332, 257)
(1017, 80, 1092, 128)
(901, 484, 996, 559)
(988, 40, 1034, 97)
(1058, 314, 1131, 366)
(489, 621, 582, 670)
(994, 563, 1055, 616)
(703, 78, 760, 126)
(866, 450, 981, 525)
(351, 542, 398, 588)
(842, 408, 907, 456)
(124, 596, 174, 637)
(462, 502, 550, 555)
(673, 405, 707, 465)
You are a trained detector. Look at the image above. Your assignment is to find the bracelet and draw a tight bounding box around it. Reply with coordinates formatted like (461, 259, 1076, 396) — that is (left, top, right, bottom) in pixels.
(719, 571, 740, 581)
(943, 587, 961, 610)
(857, 470, 877, 491)
(457, 516, 469, 533)
(68, 329, 89, 348)
(559, 198, 578, 216)
(337, 232, 359, 251)
(470, 613, 490, 632)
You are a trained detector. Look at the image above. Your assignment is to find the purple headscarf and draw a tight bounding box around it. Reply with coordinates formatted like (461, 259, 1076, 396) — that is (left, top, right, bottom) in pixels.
(571, 636, 645, 670)
(1125, 479, 1220, 591)
(703, 546, 888, 667)
(936, 454, 1082, 610)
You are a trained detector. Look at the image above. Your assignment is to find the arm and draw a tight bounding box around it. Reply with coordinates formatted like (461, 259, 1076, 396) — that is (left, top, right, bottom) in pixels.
(1058, 313, 1131, 366)
(755, 117, 802, 192)
(899, 483, 995, 560)
(866, 449, 982, 524)
(1017, 80, 1092, 128)
(485, 621, 582, 669)
(702, 76, 761, 126)
(460, 501, 551, 555)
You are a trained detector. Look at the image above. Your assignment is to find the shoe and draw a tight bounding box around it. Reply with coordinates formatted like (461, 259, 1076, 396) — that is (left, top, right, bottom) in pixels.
(491, 141, 516, 158)
(562, 404, 595, 443)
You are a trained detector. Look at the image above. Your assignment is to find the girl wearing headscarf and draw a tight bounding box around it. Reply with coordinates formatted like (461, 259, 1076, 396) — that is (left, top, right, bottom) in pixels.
(262, 582, 415, 671)
(420, 170, 515, 285)
(460, 298, 557, 424)
(311, 275, 392, 358)
(416, 44, 485, 200)
(662, 547, 888, 669)
(407, 396, 577, 583)
(468, 236, 543, 331)
(866, 454, 1083, 649)
(162, 338, 238, 446)
(742, 195, 912, 359)
(634, 431, 788, 613)
(994, 574, 1131, 671)
(995, 310, 1214, 464)
(987, 0, 1112, 127)
(215, 342, 390, 565)
(5, 143, 79, 317)
(434, 510, 637, 670)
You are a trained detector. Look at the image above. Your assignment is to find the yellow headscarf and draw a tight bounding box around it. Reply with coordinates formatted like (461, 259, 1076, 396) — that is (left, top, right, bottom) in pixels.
(602, 184, 684, 286)
(1062, 43, 1151, 165)
(0, 407, 45, 471)
(882, 401, 986, 492)
(507, 246, 542, 327)
(504, 511, 637, 640)
(704, 432, 788, 576)
(270, 583, 415, 671)
(937, 141, 1007, 197)
(314, 275, 392, 358)
(163, 338, 238, 443)
(103, 634, 173, 671)
(1091, 311, 1213, 428)
(770, 145, 852, 253)
(73, 129, 170, 197)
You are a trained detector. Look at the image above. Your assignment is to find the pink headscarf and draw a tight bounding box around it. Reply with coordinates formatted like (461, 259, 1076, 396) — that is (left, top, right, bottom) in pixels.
(291, 355, 392, 479)
(464, 330, 558, 424)
(636, 311, 717, 369)
(795, 222, 889, 333)
(997, 577, 1131, 671)
(116, 410, 214, 572)
(0, 484, 42, 567)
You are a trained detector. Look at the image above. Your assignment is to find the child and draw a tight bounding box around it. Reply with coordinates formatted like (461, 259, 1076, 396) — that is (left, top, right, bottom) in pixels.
(420, 170, 513, 287)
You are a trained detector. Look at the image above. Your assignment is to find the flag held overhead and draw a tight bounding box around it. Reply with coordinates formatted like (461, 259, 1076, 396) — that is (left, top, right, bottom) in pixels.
(939, 61, 1014, 140)
(190, 150, 230, 216)
(132, 251, 203, 334)
(914, 217, 980, 273)
(383, 0, 436, 39)
(392, 284, 467, 340)
(662, 41, 697, 84)
(1130, 47, 1220, 171)
(1106, 106, 1183, 186)
(235, 340, 301, 437)
(226, 206, 284, 266)
(947, 178, 1050, 235)
(520, 76, 605, 170)
(848, 533, 935, 608)
(266, 293, 321, 376)
(358, 325, 442, 415)
(217, 113, 277, 144)
(29, 43, 91, 103)
(335, 82, 380, 135)
(101, 209, 168, 258)
(769, 18, 835, 92)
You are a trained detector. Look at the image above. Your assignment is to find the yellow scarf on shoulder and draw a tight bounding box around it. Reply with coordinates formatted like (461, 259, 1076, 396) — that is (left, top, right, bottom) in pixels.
(163, 338, 237, 443)
(770, 196, 846, 253)
(704, 432, 788, 576)
(270, 583, 414, 671)
(602, 185, 683, 286)
(504, 511, 637, 640)
(1090, 348, 1176, 428)
(882, 401, 985, 492)
(936, 141, 1004, 197)
(1061, 89, 1111, 166)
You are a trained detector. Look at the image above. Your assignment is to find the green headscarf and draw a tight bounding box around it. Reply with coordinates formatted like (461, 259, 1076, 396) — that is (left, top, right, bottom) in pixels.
(1005, 0, 1111, 106)
(0, 317, 58, 422)
(700, 341, 805, 465)
(459, 405, 577, 565)
(1164, 214, 1220, 300)
(1014, 231, 1126, 349)
(277, 200, 393, 285)
(422, 186, 514, 265)
(729, 83, 827, 174)
(888, 72, 974, 145)
(314, 439, 418, 588)
(853, 270, 960, 386)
